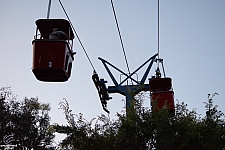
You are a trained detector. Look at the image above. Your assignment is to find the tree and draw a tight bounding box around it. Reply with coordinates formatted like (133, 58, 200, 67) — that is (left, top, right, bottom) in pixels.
(0, 87, 11, 147)
(54, 93, 225, 150)
(0, 87, 55, 149)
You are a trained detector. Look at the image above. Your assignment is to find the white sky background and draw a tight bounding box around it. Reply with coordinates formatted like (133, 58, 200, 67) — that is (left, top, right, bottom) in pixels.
(0, 0, 225, 143)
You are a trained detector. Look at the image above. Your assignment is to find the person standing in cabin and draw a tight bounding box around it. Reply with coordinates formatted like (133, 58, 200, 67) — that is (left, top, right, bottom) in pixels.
(49, 28, 68, 40)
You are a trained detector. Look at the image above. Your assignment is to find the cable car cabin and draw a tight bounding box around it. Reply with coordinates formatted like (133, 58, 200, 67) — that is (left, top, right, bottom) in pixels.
(32, 19, 75, 82)
(149, 77, 175, 114)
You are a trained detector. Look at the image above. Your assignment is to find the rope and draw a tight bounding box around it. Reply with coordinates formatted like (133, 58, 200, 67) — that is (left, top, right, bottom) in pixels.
(110, 0, 132, 80)
(59, 0, 96, 71)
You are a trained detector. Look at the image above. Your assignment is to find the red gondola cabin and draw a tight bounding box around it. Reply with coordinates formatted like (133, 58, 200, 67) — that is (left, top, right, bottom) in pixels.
(149, 77, 175, 114)
(32, 19, 75, 82)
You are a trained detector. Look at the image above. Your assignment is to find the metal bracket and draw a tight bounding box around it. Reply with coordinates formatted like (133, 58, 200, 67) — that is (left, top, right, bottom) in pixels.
(96, 53, 158, 111)
(92, 73, 111, 113)
(98, 53, 158, 86)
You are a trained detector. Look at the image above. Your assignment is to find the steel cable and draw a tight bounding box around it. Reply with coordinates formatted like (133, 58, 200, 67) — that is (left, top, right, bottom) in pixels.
(59, 0, 96, 71)
(110, 0, 132, 81)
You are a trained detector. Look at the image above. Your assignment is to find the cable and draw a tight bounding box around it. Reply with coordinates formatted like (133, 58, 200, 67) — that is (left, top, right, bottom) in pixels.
(157, 0, 160, 66)
(157, 0, 166, 77)
(110, 0, 132, 80)
(59, 0, 96, 72)
(47, 0, 52, 19)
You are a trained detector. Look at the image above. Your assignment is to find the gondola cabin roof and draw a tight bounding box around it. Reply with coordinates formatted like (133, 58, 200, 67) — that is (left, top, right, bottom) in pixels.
(35, 19, 74, 40)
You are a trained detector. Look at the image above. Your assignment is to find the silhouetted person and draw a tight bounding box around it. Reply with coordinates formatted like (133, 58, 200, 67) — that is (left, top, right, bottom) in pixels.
(49, 28, 68, 40)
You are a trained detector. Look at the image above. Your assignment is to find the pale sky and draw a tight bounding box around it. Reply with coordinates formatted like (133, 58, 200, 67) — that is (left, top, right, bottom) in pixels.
(1, 0, 225, 143)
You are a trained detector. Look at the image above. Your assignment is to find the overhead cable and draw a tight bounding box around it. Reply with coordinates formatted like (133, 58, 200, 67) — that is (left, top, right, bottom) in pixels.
(59, 0, 96, 71)
(158, 0, 160, 60)
(157, 0, 166, 77)
(110, 0, 132, 79)
(47, 0, 52, 19)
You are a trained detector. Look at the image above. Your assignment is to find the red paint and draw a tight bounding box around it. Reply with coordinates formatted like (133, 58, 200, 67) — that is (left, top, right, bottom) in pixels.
(149, 77, 175, 114)
(151, 91, 175, 113)
(32, 40, 73, 82)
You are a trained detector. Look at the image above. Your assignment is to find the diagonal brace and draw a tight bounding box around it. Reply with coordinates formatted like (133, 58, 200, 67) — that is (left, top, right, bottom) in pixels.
(98, 57, 139, 85)
(120, 54, 158, 85)
(98, 53, 157, 87)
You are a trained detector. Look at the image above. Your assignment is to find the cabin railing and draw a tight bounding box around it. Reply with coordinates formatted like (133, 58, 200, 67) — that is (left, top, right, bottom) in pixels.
(33, 34, 73, 53)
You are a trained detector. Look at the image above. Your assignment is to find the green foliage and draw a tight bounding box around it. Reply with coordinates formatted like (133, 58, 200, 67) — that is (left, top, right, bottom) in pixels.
(54, 92, 225, 150)
(0, 87, 55, 149)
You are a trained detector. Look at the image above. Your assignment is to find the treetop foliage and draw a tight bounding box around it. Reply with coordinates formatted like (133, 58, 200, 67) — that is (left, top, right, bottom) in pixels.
(0, 87, 55, 150)
(54, 92, 225, 150)
(1, 87, 224, 150)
